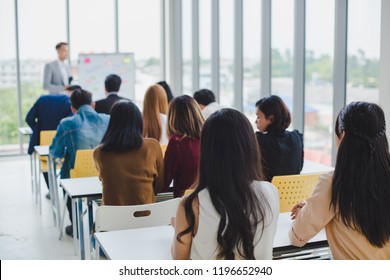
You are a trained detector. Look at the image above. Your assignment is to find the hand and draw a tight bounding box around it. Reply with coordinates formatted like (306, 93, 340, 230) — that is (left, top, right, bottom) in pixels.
(290, 201, 306, 220)
(170, 216, 176, 228)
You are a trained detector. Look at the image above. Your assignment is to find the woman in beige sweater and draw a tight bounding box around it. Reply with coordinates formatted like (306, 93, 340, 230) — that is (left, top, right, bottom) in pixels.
(290, 102, 390, 259)
(94, 100, 164, 205)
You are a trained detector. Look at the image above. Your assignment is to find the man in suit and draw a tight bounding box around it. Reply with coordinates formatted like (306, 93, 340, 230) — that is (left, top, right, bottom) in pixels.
(95, 74, 129, 114)
(43, 42, 72, 94)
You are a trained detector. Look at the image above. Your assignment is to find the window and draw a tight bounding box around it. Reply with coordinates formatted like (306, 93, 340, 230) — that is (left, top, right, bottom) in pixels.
(304, 0, 335, 166)
(182, 0, 192, 95)
(199, 0, 212, 90)
(118, 0, 161, 107)
(347, 0, 381, 104)
(0, 0, 18, 154)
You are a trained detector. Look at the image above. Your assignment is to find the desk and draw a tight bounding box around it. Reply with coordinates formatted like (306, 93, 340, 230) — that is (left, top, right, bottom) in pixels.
(94, 212, 328, 260)
(301, 160, 334, 174)
(60, 176, 102, 259)
(19, 127, 33, 192)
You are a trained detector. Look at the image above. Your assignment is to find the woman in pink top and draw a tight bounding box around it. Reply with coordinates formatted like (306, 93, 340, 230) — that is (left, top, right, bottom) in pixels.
(290, 102, 390, 259)
(164, 95, 204, 197)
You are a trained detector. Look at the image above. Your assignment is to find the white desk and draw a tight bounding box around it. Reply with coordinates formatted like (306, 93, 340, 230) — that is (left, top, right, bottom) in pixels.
(301, 160, 334, 174)
(60, 176, 102, 260)
(94, 212, 327, 260)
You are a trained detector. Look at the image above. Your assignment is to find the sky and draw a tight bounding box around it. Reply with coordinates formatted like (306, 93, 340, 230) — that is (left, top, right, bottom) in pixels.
(0, 0, 382, 61)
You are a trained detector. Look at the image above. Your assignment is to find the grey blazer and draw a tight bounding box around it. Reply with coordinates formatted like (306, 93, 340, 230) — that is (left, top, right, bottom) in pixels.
(43, 60, 71, 93)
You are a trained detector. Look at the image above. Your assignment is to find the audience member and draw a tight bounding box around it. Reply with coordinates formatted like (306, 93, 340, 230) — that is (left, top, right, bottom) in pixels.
(193, 89, 222, 119)
(290, 102, 390, 259)
(95, 74, 129, 114)
(164, 95, 204, 197)
(94, 100, 164, 206)
(157, 81, 174, 103)
(171, 108, 279, 259)
(25, 85, 81, 198)
(49, 89, 109, 237)
(43, 42, 72, 93)
(142, 84, 169, 144)
(255, 95, 303, 181)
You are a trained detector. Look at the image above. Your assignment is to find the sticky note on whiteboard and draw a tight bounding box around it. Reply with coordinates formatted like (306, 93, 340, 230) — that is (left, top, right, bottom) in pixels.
(123, 56, 131, 64)
(84, 57, 91, 64)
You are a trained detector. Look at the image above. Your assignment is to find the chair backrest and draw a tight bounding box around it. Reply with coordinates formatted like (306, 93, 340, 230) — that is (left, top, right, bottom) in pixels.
(184, 188, 195, 196)
(40, 130, 57, 146)
(70, 149, 98, 178)
(271, 173, 324, 213)
(95, 198, 180, 232)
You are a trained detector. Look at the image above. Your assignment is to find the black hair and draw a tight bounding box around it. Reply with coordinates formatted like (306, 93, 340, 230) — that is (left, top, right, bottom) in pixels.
(100, 100, 143, 153)
(105, 74, 122, 93)
(193, 89, 216, 106)
(70, 89, 92, 110)
(255, 95, 291, 131)
(67, 85, 81, 92)
(332, 101, 390, 247)
(55, 42, 68, 50)
(157, 81, 174, 103)
(177, 108, 269, 259)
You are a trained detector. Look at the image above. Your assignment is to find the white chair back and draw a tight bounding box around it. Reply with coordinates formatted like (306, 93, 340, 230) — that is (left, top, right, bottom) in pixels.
(95, 198, 180, 233)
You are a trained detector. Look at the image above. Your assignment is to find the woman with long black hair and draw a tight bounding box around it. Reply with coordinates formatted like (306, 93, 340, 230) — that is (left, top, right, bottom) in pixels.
(171, 108, 279, 259)
(290, 102, 390, 259)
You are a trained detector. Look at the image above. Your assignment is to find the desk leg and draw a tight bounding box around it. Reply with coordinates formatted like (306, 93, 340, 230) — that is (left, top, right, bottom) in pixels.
(30, 154, 34, 193)
(71, 198, 78, 256)
(37, 160, 42, 212)
(59, 193, 68, 240)
(32, 152, 37, 195)
(49, 157, 61, 230)
(87, 198, 94, 259)
(47, 156, 55, 224)
(78, 197, 85, 260)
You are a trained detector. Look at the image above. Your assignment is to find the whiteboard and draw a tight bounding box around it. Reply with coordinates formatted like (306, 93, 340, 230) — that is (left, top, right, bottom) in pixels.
(78, 53, 135, 101)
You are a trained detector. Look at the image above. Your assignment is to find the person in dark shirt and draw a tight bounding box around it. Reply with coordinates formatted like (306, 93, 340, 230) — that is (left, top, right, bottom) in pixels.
(95, 74, 129, 114)
(255, 95, 304, 181)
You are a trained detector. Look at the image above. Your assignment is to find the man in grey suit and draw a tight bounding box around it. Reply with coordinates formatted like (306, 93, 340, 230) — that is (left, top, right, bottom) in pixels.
(43, 42, 72, 93)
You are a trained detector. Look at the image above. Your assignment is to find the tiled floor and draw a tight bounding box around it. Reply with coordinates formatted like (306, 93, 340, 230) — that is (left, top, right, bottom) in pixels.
(0, 155, 78, 260)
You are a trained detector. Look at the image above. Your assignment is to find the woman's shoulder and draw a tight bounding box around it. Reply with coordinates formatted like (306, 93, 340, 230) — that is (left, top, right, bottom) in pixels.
(143, 138, 161, 150)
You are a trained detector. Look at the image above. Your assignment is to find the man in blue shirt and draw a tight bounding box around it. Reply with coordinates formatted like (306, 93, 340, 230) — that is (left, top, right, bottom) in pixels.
(50, 89, 109, 236)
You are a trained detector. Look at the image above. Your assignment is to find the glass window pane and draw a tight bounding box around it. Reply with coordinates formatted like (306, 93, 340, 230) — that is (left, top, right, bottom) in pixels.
(243, 0, 261, 125)
(119, 0, 161, 107)
(199, 0, 211, 90)
(219, 0, 234, 108)
(18, 0, 67, 153)
(182, 0, 192, 95)
(304, 0, 335, 166)
(347, 0, 381, 104)
(271, 0, 294, 104)
(0, 0, 18, 154)
(70, 0, 115, 95)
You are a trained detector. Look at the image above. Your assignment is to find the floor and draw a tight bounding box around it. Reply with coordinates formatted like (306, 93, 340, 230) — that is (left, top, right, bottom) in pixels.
(0, 155, 78, 260)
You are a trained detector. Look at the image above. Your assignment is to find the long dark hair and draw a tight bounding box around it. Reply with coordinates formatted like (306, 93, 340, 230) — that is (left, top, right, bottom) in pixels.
(332, 102, 390, 247)
(100, 100, 143, 152)
(177, 108, 269, 259)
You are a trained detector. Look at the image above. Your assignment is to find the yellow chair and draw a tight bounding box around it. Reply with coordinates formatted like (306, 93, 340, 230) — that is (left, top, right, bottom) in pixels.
(184, 188, 195, 196)
(271, 173, 324, 213)
(69, 149, 98, 178)
(39, 130, 57, 172)
(160, 144, 167, 158)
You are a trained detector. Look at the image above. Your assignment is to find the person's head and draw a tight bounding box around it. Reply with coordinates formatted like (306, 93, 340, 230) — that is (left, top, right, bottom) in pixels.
(255, 95, 291, 133)
(65, 85, 82, 97)
(100, 100, 143, 153)
(332, 101, 390, 248)
(157, 81, 174, 103)
(178, 109, 267, 259)
(55, 42, 68, 61)
(70, 89, 92, 112)
(193, 89, 216, 110)
(105, 74, 122, 94)
(142, 84, 169, 141)
(167, 95, 204, 139)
